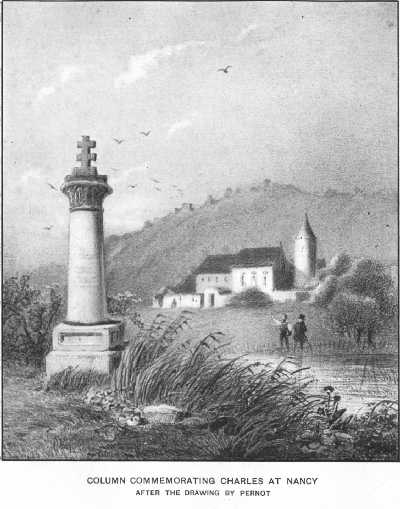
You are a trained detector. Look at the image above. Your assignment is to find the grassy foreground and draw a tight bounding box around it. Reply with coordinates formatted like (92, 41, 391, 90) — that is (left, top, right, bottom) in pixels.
(2, 365, 228, 461)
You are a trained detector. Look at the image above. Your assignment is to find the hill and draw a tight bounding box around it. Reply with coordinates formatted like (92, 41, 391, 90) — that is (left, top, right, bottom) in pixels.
(103, 181, 397, 303)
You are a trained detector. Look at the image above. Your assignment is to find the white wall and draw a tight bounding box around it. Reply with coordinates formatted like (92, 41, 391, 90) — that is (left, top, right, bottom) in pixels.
(203, 287, 230, 308)
(153, 293, 202, 309)
(231, 266, 274, 294)
(196, 273, 231, 293)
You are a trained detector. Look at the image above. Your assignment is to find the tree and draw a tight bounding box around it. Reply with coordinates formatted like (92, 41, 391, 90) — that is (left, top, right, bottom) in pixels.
(312, 275, 338, 307)
(3, 275, 62, 365)
(329, 292, 381, 347)
(319, 252, 352, 280)
(339, 259, 395, 319)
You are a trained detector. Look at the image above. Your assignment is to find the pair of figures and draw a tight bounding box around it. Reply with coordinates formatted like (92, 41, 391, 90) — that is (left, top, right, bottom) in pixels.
(274, 313, 308, 352)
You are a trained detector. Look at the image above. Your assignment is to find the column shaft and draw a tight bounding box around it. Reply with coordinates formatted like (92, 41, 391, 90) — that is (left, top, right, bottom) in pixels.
(66, 209, 106, 323)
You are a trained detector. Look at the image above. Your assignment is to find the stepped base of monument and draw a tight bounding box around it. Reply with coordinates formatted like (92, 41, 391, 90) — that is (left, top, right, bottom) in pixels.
(46, 350, 122, 379)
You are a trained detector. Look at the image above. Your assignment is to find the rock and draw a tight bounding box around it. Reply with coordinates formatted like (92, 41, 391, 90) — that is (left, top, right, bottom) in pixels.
(334, 432, 353, 443)
(85, 387, 98, 403)
(180, 416, 208, 428)
(126, 417, 140, 427)
(307, 441, 322, 450)
(142, 404, 184, 424)
(299, 431, 316, 441)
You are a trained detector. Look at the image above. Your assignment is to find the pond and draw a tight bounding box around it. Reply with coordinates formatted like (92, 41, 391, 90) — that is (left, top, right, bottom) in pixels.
(246, 352, 398, 414)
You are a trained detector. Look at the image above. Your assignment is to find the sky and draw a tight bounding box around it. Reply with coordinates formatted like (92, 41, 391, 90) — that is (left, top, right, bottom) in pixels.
(3, 1, 397, 272)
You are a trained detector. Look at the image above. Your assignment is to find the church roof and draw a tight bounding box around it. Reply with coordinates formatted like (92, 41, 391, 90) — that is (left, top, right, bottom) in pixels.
(194, 247, 283, 273)
(297, 214, 316, 239)
(234, 247, 283, 268)
(194, 254, 238, 274)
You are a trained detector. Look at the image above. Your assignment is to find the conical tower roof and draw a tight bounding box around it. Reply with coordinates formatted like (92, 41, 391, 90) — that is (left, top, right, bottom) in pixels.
(296, 213, 316, 239)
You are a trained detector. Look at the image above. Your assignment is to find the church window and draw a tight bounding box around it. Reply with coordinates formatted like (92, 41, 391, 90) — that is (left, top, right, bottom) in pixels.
(224, 276, 228, 282)
(216, 276, 219, 282)
(263, 272, 267, 287)
(201, 277, 204, 281)
(251, 272, 257, 286)
(208, 276, 211, 282)
(241, 273, 245, 287)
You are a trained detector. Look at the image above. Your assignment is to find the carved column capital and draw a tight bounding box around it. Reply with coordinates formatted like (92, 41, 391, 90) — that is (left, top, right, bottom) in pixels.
(62, 180, 112, 211)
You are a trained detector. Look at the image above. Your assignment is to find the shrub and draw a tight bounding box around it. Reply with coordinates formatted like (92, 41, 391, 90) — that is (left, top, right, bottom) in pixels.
(3, 274, 62, 365)
(228, 288, 272, 308)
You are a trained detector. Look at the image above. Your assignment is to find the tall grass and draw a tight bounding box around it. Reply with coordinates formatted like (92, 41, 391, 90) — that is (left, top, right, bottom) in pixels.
(112, 312, 327, 459)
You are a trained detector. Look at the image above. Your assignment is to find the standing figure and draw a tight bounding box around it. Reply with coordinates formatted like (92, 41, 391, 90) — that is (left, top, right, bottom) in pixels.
(293, 313, 308, 351)
(274, 313, 291, 352)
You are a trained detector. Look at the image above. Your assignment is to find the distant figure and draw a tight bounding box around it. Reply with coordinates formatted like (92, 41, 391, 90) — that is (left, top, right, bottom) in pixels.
(273, 313, 291, 352)
(171, 298, 177, 309)
(293, 314, 308, 351)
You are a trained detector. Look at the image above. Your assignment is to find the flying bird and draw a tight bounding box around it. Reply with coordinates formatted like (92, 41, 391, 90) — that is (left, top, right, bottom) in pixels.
(113, 138, 125, 144)
(155, 187, 161, 192)
(140, 130, 151, 137)
(150, 178, 160, 183)
(128, 185, 137, 189)
(47, 182, 57, 191)
(218, 65, 232, 74)
(43, 225, 53, 231)
(110, 168, 121, 172)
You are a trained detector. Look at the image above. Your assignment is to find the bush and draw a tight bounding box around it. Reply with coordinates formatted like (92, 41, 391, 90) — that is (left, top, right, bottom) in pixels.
(228, 288, 272, 308)
(3, 274, 62, 365)
(329, 292, 381, 346)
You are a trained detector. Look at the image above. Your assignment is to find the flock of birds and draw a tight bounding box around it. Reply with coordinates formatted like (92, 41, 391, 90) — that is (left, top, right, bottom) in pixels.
(43, 65, 233, 231)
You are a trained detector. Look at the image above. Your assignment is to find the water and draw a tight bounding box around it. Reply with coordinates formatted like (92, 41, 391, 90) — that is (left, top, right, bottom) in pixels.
(246, 352, 398, 414)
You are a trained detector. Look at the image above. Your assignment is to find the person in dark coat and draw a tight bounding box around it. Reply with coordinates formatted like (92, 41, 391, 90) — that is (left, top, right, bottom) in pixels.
(277, 313, 291, 352)
(293, 314, 307, 351)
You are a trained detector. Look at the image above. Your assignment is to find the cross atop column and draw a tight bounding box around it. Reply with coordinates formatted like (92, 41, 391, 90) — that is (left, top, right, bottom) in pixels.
(74, 135, 97, 175)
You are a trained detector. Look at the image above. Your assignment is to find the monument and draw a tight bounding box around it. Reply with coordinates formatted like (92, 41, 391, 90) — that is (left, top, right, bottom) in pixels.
(46, 136, 124, 377)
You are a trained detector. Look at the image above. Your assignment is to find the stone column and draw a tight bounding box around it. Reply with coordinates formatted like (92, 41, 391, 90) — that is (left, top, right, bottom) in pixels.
(46, 136, 124, 378)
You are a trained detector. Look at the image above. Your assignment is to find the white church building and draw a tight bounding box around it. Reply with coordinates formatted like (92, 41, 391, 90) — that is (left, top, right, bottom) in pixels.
(153, 215, 318, 309)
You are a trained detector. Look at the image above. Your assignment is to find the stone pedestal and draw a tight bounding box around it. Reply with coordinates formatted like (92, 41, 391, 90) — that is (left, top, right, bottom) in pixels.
(46, 350, 122, 378)
(46, 136, 125, 379)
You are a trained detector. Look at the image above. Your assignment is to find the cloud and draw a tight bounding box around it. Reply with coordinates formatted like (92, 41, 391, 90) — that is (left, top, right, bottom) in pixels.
(167, 119, 192, 138)
(35, 65, 81, 103)
(237, 23, 259, 42)
(59, 65, 81, 83)
(36, 86, 56, 103)
(115, 41, 207, 88)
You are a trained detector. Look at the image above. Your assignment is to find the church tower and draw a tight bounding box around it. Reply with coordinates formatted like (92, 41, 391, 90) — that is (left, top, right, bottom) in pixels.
(294, 214, 317, 288)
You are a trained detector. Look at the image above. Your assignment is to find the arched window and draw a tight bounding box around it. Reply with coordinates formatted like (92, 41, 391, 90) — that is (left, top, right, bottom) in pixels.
(251, 272, 257, 286)
(263, 272, 267, 287)
(241, 272, 245, 287)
